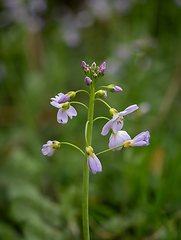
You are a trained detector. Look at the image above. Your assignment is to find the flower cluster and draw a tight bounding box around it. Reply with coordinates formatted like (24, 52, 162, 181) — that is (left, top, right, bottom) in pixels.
(42, 60, 150, 175)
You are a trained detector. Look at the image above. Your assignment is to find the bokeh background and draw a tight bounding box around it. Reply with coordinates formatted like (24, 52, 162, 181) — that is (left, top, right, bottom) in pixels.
(1, 0, 181, 239)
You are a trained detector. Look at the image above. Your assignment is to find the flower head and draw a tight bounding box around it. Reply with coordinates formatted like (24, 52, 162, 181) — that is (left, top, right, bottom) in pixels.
(107, 84, 123, 92)
(124, 131, 150, 148)
(42, 140, 60, 156)
(109, 130, 131, 151)
(86, 146, 102, 174)
(51, 101, 77, 124)
(101, 104, 139, 136)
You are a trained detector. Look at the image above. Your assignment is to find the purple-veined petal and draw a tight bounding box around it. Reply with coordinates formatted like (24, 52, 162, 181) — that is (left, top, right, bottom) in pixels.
(87, 154, 102, 174)
(57, 109, 68, 124)
(132, 141, 148, 147)
(66, 106, 77, 119)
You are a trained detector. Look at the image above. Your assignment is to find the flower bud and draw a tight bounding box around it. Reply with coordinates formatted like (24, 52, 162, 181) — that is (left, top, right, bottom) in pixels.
(96, 90, 107, 98)
(107, 84, 123, 92)
(85, 76, 92, 85)
(68, 91, 76, 99)
(81, 61, 87, 68)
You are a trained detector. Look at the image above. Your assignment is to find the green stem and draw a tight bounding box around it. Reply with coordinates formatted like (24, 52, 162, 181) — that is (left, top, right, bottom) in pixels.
(76, 89, 90, 96)
(82, 83, 95, 240)
(93, 116, 110, 122)
(96, 144, 124, 156)
(70, 101, 89, 110)
(60, 142, 85, 155)
(95, 98, 111, 109)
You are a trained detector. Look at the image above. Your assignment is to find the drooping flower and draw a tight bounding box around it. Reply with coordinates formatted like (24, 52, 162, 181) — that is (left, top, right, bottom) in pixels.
(107, 84, 123, 92)
(101, 104, 139, 136)
(41, 140, 60, 156)
(85, 76, 92, 85)
(124, 131, 150, 147)
(109, 130, 131, 151)
(51, 101, 77, 124)
(85, 146, 102, 174)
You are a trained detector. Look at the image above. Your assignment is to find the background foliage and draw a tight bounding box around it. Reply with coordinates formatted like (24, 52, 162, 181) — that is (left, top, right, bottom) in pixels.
(1, 0, 181, 239)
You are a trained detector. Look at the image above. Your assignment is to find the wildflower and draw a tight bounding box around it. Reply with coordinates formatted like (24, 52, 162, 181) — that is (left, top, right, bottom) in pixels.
(85, 146, 102, 174)
(107, 84, 123, 92)
(51, 101, 77, 124)
(51, 92, 70, 104)
(85, 76, 92, 85)
(124, 131, 150, 147)
(41, 140, 60, 156)
(101, 104, 139, 136)
(109, 130, 131, 151)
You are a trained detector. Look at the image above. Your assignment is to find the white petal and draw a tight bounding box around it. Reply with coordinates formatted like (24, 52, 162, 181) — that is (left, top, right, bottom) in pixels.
(57, 109, 68, 124)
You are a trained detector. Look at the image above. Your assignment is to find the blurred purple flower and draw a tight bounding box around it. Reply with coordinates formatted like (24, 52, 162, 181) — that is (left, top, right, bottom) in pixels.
(85, 76, 92, 85)
(86, 146, 102, 174)
(51, 93, 70, 105)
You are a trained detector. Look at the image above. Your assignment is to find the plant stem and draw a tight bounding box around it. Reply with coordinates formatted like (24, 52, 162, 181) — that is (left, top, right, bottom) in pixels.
(82, 83, 95, 240)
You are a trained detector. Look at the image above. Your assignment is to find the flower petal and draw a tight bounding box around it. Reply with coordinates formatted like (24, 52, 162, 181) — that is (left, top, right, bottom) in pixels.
(66, 106, 77, 119)
(50, 101, 60, 108)
(109, 131, 131, 151)
(101, 120, 113, 136)
(112, 120, 123, 134)
(57, 109, 68, 124)
(121, 104, 139, 116)
(87, 154, 102, 174)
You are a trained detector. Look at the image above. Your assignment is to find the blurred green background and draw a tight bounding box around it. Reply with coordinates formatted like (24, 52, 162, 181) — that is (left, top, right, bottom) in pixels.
(1, 0, 181, 239)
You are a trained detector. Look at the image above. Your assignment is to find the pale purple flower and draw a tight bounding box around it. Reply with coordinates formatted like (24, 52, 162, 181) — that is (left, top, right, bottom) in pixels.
(86, 146, 102, 174)
(109, 130, 131, 151)
(124, 131, 150, 147)
(51, 93, 69, 105)
(51, 101, 77, 124)
(101, 104, 139, 136)
(85, 76, 92, 85)
(41, 140, 60, 156)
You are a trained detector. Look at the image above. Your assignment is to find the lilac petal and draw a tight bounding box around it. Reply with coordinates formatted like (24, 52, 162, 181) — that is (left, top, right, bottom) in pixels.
(122, 104, 139, 116)
(42, 146, 55, 156)
(66, 106, 77, 119)
(100, 62, 106, 68)
(114, 86, 123, 92)
(57, 109, 68, 124)
(50, 101, 60, 108)
(87, 154, 102, 174)
(132, 141, 148, 147)
(112, 120, 123, 134)
(109, 131, 131, 151)
(101, 120, 113, 136)
(58, 94, 69, 103)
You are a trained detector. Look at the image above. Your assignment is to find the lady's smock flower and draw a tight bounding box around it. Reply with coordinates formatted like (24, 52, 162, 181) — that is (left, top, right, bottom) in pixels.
(124, 131, 150, 148)
(109, 130, 131, 151)
(42, 140, 60, 156)
(101, 104, 139, 136)
(107, 84, 123, 92)
(86, 146, 102, 174)
(51, 101, 77, 124)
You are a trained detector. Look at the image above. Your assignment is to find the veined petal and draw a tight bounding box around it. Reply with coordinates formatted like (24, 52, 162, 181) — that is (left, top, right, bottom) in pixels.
(57, 109, 68, 124)
(132, 141, 148, 147)
(101, 120, 113, 136)
(66, 105, 77, 119)
(87, 154, 102, 174)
